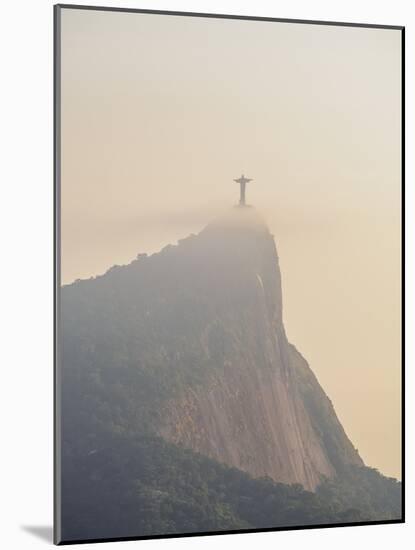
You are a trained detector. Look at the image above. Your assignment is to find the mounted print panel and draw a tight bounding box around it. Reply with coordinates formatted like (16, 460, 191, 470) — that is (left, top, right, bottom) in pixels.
(54, 5, 404, 545)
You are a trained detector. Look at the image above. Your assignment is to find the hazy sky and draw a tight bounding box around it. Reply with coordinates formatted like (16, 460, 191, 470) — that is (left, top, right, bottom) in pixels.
(60, 8, 402, 479)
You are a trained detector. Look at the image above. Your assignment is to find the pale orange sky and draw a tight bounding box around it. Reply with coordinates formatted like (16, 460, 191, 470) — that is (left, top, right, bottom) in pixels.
(60, 8, 402, 479)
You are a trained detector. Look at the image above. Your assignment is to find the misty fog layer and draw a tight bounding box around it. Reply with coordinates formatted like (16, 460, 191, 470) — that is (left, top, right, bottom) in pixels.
(60, 9, 401, 478)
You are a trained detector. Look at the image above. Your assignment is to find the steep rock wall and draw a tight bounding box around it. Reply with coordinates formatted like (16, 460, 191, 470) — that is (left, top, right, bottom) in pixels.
(157, 209, 363, 490)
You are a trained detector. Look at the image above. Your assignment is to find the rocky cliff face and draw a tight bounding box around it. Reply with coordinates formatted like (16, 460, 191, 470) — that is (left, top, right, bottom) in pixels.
(153, 209, 363, 490)
(61, 207, 363, 492)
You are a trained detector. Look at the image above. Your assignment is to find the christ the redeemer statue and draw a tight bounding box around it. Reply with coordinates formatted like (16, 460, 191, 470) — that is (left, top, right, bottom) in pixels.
(234, 174, 253, 207)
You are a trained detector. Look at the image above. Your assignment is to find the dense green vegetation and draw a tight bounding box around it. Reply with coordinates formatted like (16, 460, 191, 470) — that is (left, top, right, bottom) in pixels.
(317, 465, 401, 521)
(61, 431, 401, 542)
